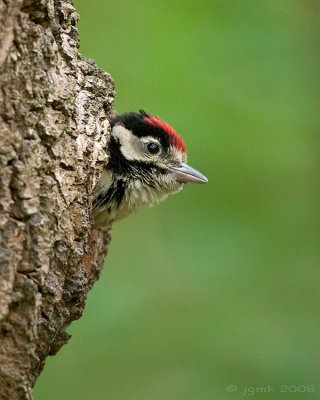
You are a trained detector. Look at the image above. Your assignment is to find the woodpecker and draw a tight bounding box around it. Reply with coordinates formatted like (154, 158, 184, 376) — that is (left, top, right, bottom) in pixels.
(93, 110, 208, 226)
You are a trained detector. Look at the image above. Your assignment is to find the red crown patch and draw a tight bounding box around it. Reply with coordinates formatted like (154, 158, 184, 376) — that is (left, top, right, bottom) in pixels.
(144, 114, 187, 153)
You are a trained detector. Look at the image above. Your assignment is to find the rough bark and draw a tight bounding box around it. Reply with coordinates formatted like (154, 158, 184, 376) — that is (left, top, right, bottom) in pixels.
(0, 1, 115, 398)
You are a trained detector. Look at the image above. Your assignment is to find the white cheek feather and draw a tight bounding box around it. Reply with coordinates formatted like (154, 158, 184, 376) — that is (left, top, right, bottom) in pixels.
(112, 125, 148, 161)
(113, 177, 183, 222)
(115, 183, 168, 220)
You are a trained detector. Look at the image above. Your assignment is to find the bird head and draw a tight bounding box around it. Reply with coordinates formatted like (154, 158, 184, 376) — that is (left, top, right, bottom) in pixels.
(108, 110, 208, 196)
(93, 110, 208, 225)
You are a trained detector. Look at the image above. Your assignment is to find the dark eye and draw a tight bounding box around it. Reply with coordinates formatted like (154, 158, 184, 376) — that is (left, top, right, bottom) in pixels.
(147, 142, 160, 155)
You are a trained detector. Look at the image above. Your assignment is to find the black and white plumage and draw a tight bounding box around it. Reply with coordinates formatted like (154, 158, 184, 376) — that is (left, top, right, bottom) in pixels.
(93, 110, 208, 226)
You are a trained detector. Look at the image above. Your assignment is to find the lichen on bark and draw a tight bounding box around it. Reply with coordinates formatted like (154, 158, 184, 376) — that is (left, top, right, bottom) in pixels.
(0, 1, 115, 398)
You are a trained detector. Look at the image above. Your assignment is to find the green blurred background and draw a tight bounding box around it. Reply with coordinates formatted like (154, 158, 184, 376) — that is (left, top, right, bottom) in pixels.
(35, 1, 319, 399)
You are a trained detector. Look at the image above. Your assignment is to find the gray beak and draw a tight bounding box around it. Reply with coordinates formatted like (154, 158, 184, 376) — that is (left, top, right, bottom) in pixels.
(170, 162, 208, 184)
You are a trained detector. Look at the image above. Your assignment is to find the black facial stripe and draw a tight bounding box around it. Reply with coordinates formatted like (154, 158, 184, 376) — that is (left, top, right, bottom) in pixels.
(107, 136, 129, 174)
(93, 178, 126, 210)
(113, 180, 126, 204)
(111, 112, 170, 150)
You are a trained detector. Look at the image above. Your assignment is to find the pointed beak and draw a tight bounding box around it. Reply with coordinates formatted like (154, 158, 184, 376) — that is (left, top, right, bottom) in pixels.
(170, 162, 208, 184)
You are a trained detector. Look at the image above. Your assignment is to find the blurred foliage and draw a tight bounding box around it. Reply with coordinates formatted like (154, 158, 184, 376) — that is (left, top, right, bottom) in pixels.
(35, 1, 319, 399)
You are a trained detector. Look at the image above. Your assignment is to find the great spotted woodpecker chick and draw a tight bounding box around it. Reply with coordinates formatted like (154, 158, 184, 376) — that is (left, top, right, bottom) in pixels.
(93, 110, 207, 226)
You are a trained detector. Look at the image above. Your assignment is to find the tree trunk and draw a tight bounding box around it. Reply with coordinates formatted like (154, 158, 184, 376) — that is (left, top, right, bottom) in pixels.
(0, 1, 115, 398)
